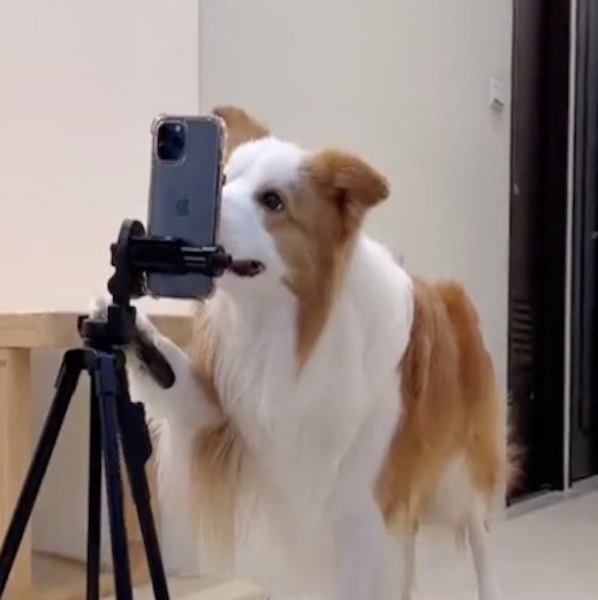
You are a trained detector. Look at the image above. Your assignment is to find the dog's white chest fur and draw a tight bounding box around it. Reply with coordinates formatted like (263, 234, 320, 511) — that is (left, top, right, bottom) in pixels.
(204, 239, 413, 590)
(219, 241, 410, 474)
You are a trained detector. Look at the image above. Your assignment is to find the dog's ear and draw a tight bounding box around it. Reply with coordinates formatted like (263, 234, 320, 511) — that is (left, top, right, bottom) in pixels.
(212, 106, 270, 161)
(304, 148, 390, 236)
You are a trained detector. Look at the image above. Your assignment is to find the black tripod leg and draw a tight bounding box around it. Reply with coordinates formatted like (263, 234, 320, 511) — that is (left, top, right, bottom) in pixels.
(92, 352, 133, 600)
(116, 363, 170, 600)
(0, 350, 84, 596)
(86, 388, 102, 600)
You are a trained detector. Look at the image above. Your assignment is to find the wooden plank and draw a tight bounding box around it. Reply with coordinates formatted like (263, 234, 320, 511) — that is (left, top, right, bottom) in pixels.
(8, 550, 147, 600)
(0, 349, 33, 598)
(0, 313, 192, 349)
(17, 553, 267, 600)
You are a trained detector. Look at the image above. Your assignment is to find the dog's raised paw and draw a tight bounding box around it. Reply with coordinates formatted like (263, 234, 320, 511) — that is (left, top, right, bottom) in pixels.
(87, 293, 111, 323)
(132, 307, 156, 340)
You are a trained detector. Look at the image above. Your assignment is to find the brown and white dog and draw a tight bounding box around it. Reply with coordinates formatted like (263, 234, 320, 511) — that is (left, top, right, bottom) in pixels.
(90, 106, 516, 600)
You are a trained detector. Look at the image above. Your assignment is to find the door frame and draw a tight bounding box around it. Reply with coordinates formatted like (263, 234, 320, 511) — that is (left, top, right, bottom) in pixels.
(568, 0, 598, 485)
(563, 0, 578, 490)
(534, 0, 571, 493)
(508, 0, 572, 501)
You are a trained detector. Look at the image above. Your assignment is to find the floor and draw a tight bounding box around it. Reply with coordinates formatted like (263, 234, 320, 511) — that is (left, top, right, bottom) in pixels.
(416, 489, 598, 599)
(127, 490, 598, 600)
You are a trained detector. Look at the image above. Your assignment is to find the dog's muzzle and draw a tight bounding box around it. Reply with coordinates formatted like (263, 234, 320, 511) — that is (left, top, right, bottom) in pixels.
(228, 260, 265, 277)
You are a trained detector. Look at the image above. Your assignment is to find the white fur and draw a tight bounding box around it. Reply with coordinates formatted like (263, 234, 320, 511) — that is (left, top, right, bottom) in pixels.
(88, 136, 500, 600)
(216, 137, 303, 297)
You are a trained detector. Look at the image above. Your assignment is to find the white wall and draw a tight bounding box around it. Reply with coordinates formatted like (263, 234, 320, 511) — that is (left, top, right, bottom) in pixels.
(0, 0, 199, 562)
(0, 0, 513, 565)
(198, 0, 513, 390)
(0, 0, 199, 314)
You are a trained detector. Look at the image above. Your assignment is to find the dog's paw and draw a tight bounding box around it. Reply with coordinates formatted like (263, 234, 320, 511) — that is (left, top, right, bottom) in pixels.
(78, 293, 111, 337)
(87, 292, 111, 323)
(83, 294, 175, 390)
(132, 306, 157, 342)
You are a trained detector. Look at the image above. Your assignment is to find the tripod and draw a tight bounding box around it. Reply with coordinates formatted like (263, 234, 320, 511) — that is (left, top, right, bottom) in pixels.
(0, 220, 232, 600)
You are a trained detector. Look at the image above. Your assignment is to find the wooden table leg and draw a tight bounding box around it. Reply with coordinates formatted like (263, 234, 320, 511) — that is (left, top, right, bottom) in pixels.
(0, 348, 33, 598)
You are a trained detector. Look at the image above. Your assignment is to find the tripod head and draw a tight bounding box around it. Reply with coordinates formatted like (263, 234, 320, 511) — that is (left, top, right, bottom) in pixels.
(79, 219, 232, 349)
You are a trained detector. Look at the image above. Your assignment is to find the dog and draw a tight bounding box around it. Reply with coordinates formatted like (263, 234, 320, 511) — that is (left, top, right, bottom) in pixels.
(89, 106, 517, 600)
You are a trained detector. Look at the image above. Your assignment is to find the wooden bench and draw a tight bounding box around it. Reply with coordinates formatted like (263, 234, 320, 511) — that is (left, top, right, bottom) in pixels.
(0, 311, 191, 600)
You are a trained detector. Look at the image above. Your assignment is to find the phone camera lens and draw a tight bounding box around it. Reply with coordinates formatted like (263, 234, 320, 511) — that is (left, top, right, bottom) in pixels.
(157, 121, 186, 161)
(172, 133, 184, 148)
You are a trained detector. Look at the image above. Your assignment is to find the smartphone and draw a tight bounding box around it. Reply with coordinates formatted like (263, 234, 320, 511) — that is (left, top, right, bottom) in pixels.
(146, 114, 225, 299)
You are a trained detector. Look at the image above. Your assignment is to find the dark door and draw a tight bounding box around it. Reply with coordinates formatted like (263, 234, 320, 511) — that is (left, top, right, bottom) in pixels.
(508, 0, 570, 498)
(508, 0, 544, 498)
(570, 0, 598, 483)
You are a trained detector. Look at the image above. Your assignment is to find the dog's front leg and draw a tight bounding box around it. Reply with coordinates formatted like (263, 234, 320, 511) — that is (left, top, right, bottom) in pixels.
(333, 497, 393, 600)
(87, 295, 220, 428)
(87, 296, 220, 575)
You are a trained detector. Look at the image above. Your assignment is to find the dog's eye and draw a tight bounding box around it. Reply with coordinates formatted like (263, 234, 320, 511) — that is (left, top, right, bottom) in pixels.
(257, 191, 284, 213)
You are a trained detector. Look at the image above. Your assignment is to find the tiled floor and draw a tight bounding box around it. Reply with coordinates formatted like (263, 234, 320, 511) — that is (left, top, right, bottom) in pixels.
(129, 490, 598, 600)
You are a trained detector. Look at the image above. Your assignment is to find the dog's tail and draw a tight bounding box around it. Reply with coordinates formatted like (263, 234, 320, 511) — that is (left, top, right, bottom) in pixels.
(505, 393, 525, 498)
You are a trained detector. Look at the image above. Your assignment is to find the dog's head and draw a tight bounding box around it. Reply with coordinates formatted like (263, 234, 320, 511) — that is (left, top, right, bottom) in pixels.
(214, 106, 390, 363)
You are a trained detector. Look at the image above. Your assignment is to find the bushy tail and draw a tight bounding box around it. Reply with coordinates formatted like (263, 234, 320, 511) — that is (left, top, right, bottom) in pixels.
(505, 393, 526, 498)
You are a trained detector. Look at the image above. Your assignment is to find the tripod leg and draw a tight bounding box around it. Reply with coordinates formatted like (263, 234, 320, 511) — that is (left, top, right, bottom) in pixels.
(0, 350, 84, 596)
(86, 389, 102, 600)
(93, 352, 133, 600)
(116, 363, 170, 600)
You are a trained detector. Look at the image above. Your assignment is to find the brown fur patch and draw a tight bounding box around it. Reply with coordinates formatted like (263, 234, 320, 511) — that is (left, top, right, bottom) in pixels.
(187, 301, 243, 564)
(305, 149, 389, 239)
(259, 177, 349, 370)
(376, 278, 513, 530)
(192, 419, 244, 566)
(259, 149, 390, 369)
(188, 303, 220, 406)
(212, 105, 270, 162)
(505, 403, 525, 497)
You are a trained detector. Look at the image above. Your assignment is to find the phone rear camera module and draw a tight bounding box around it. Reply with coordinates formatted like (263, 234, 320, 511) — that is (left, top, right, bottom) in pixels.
(156, 121, 186, 162)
